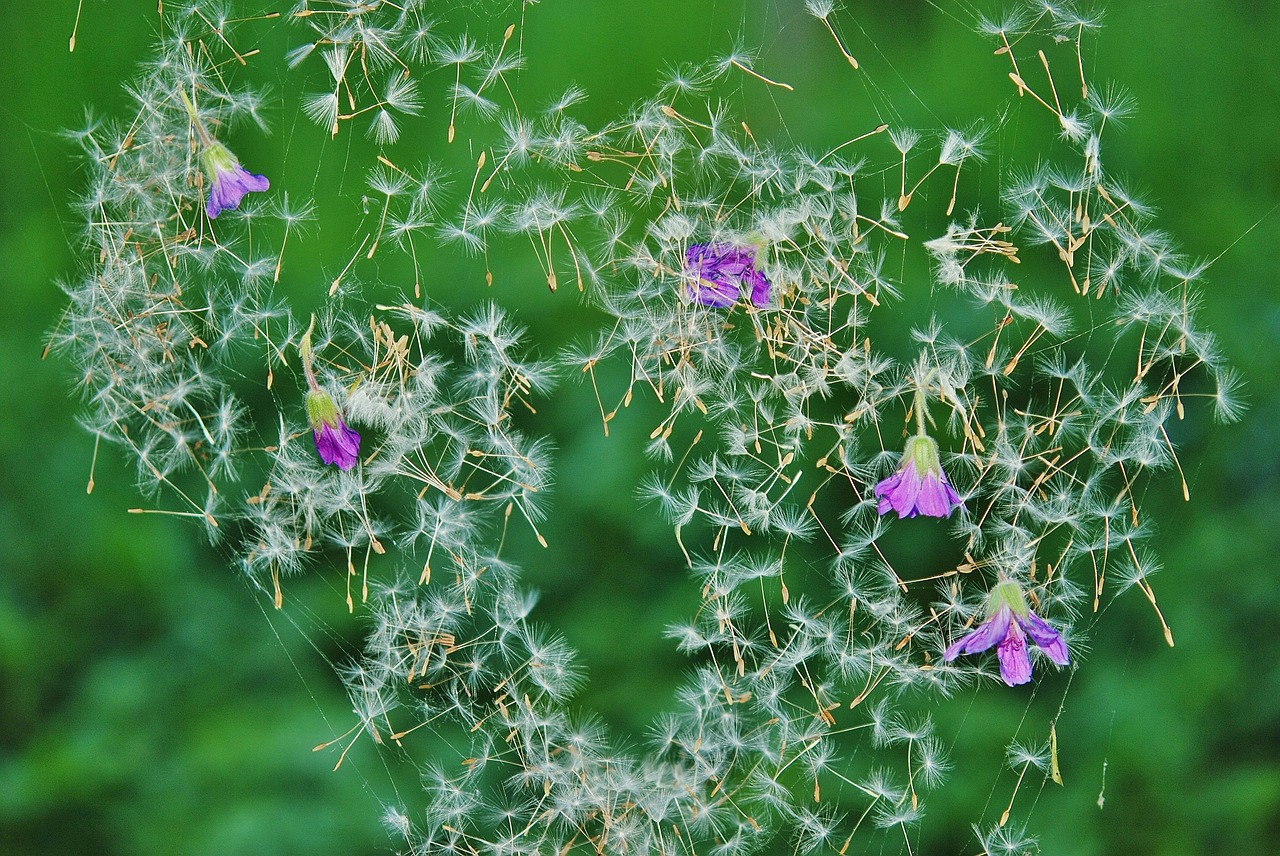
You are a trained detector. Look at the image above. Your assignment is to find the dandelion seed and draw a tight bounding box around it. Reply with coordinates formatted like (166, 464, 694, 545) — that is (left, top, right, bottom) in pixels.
(943, 579, 1069, 686)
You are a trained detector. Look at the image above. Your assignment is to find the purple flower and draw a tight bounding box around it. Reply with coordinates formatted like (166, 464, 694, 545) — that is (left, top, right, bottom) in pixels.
(943, 581, 1070, 686)
(875, 434, 962, 518)
(200, 141, 269, 219)
(306, 389, 361, 470)
(684, 242, 771, 308)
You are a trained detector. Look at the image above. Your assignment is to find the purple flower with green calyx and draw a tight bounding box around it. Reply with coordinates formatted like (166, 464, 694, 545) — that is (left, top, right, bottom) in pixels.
(200, 141, 270, 219)
(875, 381, 962, 518)
(684, 242, 771, 308)
(179, 90, 269, 219)
(943, 580, 1070, 686)
(300, 317, 360, 470)
(306, 388, 361, 470)
(875, 434, 962, 518)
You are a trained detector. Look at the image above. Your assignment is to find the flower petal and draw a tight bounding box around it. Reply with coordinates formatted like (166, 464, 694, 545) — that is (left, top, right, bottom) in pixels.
(334, 424, 361, 467)
(314, 422, 361, 470)
(874, 470, 902, 515)
(996, 619, 1032, 686)
(943, 479, 961, 509)
(1021, 611, 1070, 666)
(313, 425, 339, 466)
(943, 604, 1012, 660)
(914, 473, 952, 517)
(964, 603, 1013, 654)
(880, 462, 924, 518)
(207, 165, 270, 219)
(688, 277, 739, 307)
(747, 268, 771, 307)
(684, 243, 770, 309)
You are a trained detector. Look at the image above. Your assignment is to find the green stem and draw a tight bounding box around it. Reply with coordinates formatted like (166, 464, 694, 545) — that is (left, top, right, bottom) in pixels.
(178, 88, 214, 147)
(300, 315, 319, 391)
(913, 384, 928, 436)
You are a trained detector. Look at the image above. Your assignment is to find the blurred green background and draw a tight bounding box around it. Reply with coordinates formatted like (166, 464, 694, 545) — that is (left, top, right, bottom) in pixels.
(2, 2, 1277, 854)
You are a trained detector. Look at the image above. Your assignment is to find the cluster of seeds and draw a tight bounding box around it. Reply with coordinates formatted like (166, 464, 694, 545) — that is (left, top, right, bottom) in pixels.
(53, 2, 1237, 853)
